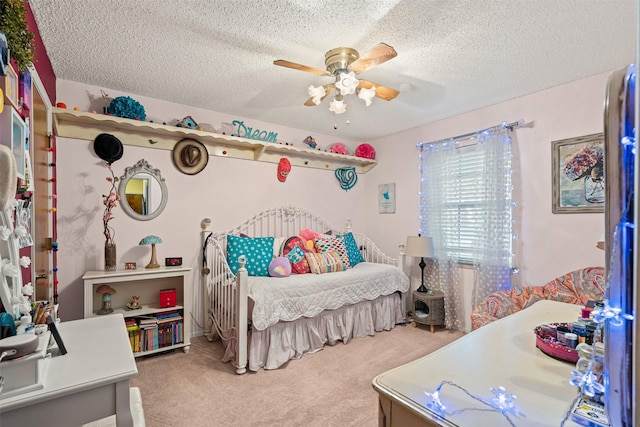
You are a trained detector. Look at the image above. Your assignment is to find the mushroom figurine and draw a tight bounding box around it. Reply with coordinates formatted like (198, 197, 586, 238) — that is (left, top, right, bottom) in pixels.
(96, 284, 117, 315)
(139, 235, 162, 269)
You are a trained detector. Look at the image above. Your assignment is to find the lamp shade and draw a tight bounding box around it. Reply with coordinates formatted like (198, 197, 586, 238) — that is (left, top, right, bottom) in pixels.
(405, 236, 434, 258)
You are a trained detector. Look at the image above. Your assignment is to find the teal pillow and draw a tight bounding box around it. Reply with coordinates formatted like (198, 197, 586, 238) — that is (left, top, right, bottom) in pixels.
(226, 235, 275, 276)
(341, 232, 365, 266)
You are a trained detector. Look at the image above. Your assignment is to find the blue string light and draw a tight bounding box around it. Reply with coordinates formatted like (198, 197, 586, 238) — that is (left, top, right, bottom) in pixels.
(423, 381, 517, 426)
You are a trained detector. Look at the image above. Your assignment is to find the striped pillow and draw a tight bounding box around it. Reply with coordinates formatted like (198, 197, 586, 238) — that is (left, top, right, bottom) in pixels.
(305, 251, 347, 274)
(314, 237, 350, 268)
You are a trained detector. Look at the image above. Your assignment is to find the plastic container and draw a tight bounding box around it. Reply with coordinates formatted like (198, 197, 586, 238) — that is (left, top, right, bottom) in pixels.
(565, 333, 578, 349)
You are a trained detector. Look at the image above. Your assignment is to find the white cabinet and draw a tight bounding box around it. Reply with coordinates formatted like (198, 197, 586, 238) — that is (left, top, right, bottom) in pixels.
(82, 266, 191, 357)
(0, 105, 26, 178)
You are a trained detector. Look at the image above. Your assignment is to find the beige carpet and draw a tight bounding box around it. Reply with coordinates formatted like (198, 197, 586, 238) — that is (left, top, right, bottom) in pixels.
(131, 324, 464, 427)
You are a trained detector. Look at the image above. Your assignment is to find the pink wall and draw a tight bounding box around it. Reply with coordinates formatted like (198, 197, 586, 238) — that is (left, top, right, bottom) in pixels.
(365, 71, 613, 330)
(55, 70, 615, 331)
(54, 79, 367, 324)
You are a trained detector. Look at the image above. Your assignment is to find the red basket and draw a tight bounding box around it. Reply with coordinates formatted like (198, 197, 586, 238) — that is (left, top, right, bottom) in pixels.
(534, 323, 579, 363)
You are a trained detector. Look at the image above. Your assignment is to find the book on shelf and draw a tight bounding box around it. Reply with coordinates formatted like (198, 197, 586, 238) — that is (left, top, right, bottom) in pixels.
(137, 315, 158, 327)
(156, 310, 181, 319)
(126, 315, 184, 353)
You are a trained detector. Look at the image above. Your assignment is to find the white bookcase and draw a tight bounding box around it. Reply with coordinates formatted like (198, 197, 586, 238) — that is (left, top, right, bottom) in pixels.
(82, 266, 191, 357)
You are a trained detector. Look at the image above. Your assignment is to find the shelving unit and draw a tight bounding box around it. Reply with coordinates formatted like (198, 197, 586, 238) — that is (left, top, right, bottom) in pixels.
(52, 108, 378, 173)
(82, 266, 191, 357)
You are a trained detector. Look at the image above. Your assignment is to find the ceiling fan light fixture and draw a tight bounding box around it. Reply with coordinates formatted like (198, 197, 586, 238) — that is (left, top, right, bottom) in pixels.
(358, 85, 376, 107)
(308, 85, 326, 105)
(329, 97, 347, 114)
(335, 71, 359, 96)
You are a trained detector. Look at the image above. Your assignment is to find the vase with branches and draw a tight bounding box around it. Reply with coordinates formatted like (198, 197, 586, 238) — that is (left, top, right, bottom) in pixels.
(103, 164, 120, 270)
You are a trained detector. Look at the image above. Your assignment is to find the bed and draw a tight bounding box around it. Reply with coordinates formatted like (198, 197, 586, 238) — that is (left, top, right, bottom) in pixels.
(201, 205, 409, 374)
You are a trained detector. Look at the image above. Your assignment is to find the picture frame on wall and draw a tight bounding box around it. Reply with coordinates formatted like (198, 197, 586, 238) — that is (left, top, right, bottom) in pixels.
(378, 183, 396, 214)
(4, 65, 18, 108)
(551, 133, 605, 213)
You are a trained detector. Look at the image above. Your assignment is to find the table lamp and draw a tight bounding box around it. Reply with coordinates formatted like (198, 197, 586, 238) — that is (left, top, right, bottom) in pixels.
(405, 235, 434, 293)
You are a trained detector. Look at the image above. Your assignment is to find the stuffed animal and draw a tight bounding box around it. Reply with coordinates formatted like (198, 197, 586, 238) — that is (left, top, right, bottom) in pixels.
(299, 228, 320, 252)
(269, 257, 292, 277)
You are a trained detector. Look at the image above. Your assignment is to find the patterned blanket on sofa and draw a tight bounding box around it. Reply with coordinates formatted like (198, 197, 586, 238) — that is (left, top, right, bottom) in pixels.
(470, 267, 605, 330)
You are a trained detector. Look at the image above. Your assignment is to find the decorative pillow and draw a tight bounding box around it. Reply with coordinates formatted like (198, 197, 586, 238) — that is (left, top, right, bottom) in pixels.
(280, 236, 311, 274)
(340, 232, 365, 267)
(226, 235, 274, 276)
(314, 237, 350, 268)
(305, 251, 347, 274)
(272, 236, 286, 257)
(269, 257, 292, 277)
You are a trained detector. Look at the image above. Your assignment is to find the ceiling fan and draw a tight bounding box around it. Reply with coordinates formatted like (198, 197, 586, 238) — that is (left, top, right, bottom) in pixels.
(274, 42, 399, 114)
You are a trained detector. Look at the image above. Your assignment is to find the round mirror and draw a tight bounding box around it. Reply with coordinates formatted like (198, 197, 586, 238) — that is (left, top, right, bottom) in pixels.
(118, 159, 168, 221)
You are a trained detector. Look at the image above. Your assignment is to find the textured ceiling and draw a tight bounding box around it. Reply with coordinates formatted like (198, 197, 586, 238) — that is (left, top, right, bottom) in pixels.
(29, 0, 636, 142)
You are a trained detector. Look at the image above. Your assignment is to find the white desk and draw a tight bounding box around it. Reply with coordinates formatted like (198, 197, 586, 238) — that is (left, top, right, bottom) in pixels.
(373, 300, 586, 427)
(0, 314, 138, 427)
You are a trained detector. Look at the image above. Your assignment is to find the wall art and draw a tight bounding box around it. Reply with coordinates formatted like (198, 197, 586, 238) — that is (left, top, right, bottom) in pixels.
(551, 133, 604, 213)
(378, 183, 396, 214)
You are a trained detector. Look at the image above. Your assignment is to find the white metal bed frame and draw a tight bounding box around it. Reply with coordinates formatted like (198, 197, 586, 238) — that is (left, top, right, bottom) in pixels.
(200, 205, 405, 374)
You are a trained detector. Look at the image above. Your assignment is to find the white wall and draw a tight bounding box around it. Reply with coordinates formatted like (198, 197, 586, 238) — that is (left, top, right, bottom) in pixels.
(365, 71, 611, 330)
(55, 79, 367, 327)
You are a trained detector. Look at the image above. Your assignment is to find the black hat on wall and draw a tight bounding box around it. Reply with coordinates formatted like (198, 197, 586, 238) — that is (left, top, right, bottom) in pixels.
(93, 133, 124, 164)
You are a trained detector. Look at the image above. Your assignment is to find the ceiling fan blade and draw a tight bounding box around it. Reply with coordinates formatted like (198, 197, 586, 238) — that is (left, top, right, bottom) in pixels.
(304, 85, 335, 106)
(273, 59, 331, 76)
(358, 80, 399, 101)
(348, 43, 397, 74)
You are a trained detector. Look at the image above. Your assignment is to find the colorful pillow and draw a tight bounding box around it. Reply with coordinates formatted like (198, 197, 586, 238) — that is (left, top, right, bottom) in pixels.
(280, 236, 311, 274)
(226, 235, 274, 276)
(305, 251, 347, 274)
(340, 232, 365, 267)
(269, 257, 292, 277)
(314, 237, 350, 268)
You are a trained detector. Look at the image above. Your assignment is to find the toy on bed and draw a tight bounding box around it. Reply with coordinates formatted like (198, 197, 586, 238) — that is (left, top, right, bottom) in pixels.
(201, 206, 409, 374)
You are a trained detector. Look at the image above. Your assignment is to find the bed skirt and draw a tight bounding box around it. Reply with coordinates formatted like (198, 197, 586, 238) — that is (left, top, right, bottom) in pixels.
(248, 292, 404, 371)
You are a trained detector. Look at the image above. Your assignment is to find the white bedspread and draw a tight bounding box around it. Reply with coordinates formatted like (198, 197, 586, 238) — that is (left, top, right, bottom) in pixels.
(248, 262, 409, 331)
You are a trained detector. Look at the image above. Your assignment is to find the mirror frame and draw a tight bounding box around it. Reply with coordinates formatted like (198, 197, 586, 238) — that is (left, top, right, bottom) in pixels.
(118, 159, 168, 221)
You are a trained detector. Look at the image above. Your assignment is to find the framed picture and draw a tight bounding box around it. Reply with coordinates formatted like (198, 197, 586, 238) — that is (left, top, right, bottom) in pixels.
(551, 133, 604, 213)
(378, 183, 396, 214)
(4, 65, 18, 108)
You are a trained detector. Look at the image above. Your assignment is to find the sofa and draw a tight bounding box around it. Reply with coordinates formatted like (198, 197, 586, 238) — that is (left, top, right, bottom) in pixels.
(470, 267, 605, 330)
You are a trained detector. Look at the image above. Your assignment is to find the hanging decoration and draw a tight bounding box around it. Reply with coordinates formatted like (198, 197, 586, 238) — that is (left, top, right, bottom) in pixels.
(277, 158, 291, 182)
(335, 167, 357, 191)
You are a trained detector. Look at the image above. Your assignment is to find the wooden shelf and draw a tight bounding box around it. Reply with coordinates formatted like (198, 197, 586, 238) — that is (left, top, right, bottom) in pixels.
(52, 108, 378, 173)
(96, 303, 185, 318)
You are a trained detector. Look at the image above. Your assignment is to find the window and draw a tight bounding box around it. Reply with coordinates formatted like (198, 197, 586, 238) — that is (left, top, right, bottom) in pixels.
(419, 131, 513, 265)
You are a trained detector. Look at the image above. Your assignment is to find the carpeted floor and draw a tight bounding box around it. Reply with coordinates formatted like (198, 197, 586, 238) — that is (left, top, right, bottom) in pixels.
(131, 324, 464, 427)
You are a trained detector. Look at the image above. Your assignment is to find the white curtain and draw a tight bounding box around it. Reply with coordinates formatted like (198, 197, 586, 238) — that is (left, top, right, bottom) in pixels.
(418, 124, 513, 329)
(470, 127, 513, 307)
(418, 139, 465, 330)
